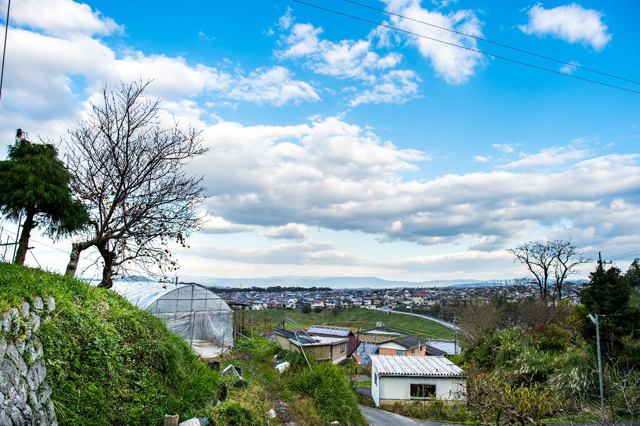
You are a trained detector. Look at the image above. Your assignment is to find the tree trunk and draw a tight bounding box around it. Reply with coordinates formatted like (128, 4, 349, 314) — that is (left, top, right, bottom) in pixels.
(14, 210, 35, 266)
(97, 242, 117, 289)
(65, 241, 95, 277)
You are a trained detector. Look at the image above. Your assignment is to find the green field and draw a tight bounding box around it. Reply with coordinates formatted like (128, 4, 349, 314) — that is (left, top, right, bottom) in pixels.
(245, 308, 454, 339)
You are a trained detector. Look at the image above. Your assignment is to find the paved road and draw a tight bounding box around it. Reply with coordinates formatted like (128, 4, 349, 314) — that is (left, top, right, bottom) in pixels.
(359, 405, 463, 426)
(379, 307, 463, 332)
(360, 406, 619, 426)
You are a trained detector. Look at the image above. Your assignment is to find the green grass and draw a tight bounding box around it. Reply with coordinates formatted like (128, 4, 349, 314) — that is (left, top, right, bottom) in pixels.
(217, 337, 367, 426)
(0, 263, 220, 426)
(248, 308, 454, 339)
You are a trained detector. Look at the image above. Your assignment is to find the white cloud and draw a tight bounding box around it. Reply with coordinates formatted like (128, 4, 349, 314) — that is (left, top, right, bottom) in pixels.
(278, 22, 402, 82)
(493, 143, 518, 153)
(200, 215, 256, 234)
(560, 60, 580, 74)
(348, 70, 421, 106)
(473, 155, 491, 162)
(2, 0, 122, 37)
(0, 12, 320, 141)
(261, 223, 310, 240)
(194, 118, 640, 252)
(520, 3, 612, 51)
(501, 147, 590, 169)
(382, 0, 485, 84)
(227, 66, 320, 106)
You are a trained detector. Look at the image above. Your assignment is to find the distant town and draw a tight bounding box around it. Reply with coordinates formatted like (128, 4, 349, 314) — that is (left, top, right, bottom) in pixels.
(206, 281, 585, 320)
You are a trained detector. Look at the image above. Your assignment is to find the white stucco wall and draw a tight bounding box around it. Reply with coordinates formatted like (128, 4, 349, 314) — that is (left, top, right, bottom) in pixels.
(372, 369, 465, 406)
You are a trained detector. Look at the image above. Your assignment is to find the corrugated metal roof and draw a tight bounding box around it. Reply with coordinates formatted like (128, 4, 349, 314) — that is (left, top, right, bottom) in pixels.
(371, 355, 463, 377)
(426, 339, 461, 355)
(308, 325, 352, 337)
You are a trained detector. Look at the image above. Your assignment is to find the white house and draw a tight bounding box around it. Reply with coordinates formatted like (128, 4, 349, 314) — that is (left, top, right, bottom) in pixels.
(371, 355, 465, 407)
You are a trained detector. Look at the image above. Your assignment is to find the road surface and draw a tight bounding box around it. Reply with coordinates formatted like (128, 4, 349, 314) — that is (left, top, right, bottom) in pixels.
(359, 405, 463, 426)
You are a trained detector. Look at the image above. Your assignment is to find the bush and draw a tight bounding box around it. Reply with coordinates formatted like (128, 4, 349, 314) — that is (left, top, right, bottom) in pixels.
(0, 263, 220, 426)
(301, 304, 311, 314)
(288, 361, 366, 425)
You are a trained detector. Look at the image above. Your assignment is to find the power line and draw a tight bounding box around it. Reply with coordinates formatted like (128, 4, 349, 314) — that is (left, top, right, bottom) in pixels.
(1, 228, 71, 254)
(0, 0, 11, 101)
(292, 0, 640, 95)
(607, 250, 640, 261)
(343, 0, 640, 86)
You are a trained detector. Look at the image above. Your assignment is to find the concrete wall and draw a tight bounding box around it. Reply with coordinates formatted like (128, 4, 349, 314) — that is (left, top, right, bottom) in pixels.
(378, 376, 465, 405)
(371, 361, 465, 407)
(0, 297, 58, 426)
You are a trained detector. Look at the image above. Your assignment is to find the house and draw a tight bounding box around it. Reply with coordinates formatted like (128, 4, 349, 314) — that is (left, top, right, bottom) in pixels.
(310, 300, 325, 309)
(379, 335, 447, 357)
(371, 355, 465, 406)
(325, 300, 338, 309)
(308, 325, 359, 356)
(274, 328, 349, 364)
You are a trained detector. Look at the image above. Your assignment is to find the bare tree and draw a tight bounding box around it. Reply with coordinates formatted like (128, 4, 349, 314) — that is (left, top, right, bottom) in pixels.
(508, 240, 588, 303)
(64, 81, 207, 288)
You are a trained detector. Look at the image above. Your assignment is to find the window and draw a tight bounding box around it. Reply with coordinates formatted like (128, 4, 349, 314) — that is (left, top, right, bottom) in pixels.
(374, 373, 377, 387)
(397, 350, 406, 356)
(340, 344, 345, 353)
(410, 384, 436, 399)
(411, 348, 415, 355)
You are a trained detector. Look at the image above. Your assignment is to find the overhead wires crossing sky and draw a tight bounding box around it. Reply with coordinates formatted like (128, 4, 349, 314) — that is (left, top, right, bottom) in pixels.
(292, 0, 640, 94)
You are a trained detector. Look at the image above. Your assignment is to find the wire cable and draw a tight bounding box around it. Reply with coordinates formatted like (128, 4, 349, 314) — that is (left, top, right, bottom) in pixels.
(608, 250, 640, 261)
(292, 0, 640, 95)
(0, 0, 11, 101)
(344, 0, 640, 86)
(1, 228, 71, 254)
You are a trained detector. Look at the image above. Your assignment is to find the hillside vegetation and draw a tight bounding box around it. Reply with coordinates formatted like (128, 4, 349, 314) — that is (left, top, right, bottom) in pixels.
(247, 307, 454, 339)
(0, 263, 220, 426)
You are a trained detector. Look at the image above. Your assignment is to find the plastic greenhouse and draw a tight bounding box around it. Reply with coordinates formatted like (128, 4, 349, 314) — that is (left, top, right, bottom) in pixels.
(111, 282, 233, 358)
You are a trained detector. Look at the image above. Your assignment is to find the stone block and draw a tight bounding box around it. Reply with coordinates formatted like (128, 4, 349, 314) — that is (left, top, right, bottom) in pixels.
(7, 343, 28, 377)
(27, 365, 40, 391)
(20, 302, 30, 317)
(15, 377, 28, 408)
(0, 339, 6, 360)
(33, 297, 44, 311)
(1, 358, 20, 388)
(34, 359, 46, 385)
(30, 312, 41, 333)
(15, 337, 26, 355)
(45, 297, 55, 313)
(1, 314, 10, 334)
(25, 341, 36, 364)
(39, 381, 52, 405)
(47, 399, 55, 421)
(33, 337, 44, 361)
(0, 409, 12, 426)
(9, 403, 25, 426)
(29, 388, 41, 410)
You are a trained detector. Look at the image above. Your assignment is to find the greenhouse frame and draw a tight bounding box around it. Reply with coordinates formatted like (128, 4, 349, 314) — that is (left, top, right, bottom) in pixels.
(111, 282, 233, 358)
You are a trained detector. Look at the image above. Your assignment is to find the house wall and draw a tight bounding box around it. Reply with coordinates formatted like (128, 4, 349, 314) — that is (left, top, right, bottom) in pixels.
(331, 341, 347, 364)
(375, 376, 466, 406)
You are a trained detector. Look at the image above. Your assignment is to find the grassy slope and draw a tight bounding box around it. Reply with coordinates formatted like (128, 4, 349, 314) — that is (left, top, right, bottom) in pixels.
(247, 308, 455, 339)
(0, 263, 220, 426)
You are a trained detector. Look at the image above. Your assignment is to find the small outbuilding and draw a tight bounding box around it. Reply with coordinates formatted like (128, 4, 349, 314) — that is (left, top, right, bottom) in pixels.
(274, 327, 349, 364)
(371, 355, 465, 407)
(308, 325, 359, 356)
(112, 282, 233, 358)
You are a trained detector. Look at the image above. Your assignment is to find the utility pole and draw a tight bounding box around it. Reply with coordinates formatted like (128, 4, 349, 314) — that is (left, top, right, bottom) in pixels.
(589, 313, 605, 423)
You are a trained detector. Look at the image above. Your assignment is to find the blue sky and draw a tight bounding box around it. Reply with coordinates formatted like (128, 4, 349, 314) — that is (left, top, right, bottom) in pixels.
(0, 0, 639, 284)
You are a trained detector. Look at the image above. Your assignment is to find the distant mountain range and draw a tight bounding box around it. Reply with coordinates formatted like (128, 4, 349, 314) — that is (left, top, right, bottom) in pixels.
(175, 275, 493, 289)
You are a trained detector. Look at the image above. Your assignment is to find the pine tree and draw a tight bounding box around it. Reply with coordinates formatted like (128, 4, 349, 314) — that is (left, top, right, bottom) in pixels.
(0, 129, 88, 265)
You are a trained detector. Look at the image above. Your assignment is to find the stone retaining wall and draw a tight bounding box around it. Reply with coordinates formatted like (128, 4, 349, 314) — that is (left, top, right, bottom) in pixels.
(0, 297, 57, 426)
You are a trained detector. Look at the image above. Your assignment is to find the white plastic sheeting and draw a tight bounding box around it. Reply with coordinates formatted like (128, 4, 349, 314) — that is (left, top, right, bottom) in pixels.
(112, 282, 233, 358)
